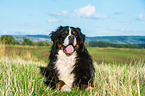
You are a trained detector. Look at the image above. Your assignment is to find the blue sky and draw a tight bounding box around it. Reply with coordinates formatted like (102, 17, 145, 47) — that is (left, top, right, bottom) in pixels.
(0, 0, 145, 36)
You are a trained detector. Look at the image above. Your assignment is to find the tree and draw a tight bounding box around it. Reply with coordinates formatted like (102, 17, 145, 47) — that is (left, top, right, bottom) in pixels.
(37, 42, 45, 46)
(22, 38, 32, 45)
(31, 42, 37, 46)
(88, 41, 140, 49)
(22, 42, 26, 45)
(45, 42, 53, 46)
(85, 42, 89, 47)
(1, 35, 15, 44)
(13, 40, 20, 45)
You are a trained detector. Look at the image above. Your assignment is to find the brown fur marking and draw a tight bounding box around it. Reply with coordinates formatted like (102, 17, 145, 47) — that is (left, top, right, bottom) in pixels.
(57, 80, 66, 90)
(81, 84, 88, 90)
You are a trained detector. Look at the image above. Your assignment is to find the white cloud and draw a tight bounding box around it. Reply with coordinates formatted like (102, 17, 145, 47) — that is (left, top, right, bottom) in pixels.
(74, 4, 107, 19)
(50, 10, 68, 16)
(48, 19, 57, 23)
(136, 14, 145, 21)
(114, 10, 123, 14)
(60, 10, 68, 15)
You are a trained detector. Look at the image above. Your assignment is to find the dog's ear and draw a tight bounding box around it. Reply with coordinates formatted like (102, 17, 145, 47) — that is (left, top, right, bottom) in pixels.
(50, 26, 63, 42)
(76, 27, 85, 44)
(80, 33, 85, 44)
(50, 31, 57, 42)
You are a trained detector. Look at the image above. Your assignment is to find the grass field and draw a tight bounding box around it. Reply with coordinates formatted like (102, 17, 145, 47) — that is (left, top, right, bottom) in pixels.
(0, 45, 145, 96)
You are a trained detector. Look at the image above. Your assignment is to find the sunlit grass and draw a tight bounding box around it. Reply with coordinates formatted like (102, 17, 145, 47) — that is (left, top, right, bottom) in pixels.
(0, 45, 145, 95)
(0, 40, 5, 58)
(93, 61, 145, 96)
(0, 57, 52, 96)
(0, 56, 145, 96)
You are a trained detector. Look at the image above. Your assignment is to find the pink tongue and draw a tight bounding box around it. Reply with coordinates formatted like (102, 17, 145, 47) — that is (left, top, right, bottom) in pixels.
(65, 45, 74, 53)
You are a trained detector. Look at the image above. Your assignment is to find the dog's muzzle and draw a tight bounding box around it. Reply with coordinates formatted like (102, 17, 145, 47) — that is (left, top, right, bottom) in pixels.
(63, 35, 77, 54)
(63, 44, 75, 54)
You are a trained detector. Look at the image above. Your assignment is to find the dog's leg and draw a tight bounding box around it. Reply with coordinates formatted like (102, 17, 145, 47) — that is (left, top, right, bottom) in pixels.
(56, 80, 65, 90)
(56, 80, 73, 92)
(40, 67, 58, 89)
(81, 84, 94, 90)
(81, 84, 88, 90)
(56, 80, 72, 92)
(77, 70, 93, 90)
(40, 67, 47, 76)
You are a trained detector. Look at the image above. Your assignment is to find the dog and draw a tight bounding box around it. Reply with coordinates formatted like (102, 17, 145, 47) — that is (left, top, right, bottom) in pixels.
(40, 26, 95, 91)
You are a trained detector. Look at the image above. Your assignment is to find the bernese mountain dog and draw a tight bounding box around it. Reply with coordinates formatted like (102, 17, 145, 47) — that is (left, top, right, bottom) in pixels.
(40, 26, 95, 91)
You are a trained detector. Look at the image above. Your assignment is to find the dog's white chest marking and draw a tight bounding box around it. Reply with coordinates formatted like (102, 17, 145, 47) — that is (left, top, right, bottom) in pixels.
(55, 50, 76, 91)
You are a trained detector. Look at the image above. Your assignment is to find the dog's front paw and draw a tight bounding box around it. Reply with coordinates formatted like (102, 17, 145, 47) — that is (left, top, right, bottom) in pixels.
(61, 85, 71, 92)
(86, 86, 94, 91)
(81, 84, 94, 91)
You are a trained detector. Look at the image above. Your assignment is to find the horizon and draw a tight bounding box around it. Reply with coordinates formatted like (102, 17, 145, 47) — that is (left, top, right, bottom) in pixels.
(0, 0, 145, 36)
(1, 34, 145, 37)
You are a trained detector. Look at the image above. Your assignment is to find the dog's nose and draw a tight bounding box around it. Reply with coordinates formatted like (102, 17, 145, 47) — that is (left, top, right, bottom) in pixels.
(69, 35, 74, 44)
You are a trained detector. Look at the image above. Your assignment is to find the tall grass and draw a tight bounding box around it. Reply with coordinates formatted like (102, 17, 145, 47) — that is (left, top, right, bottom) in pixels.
(0, 45, 145, 95)
(93, 61, 145, 96)
(0, 57, 50, 96)
(0, 56, 145, 96)
(0, 39, 5, 58)
(2, 45, 34, 61)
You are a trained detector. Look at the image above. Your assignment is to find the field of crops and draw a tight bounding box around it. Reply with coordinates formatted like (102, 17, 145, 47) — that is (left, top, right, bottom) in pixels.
(0, 45, 145, 95)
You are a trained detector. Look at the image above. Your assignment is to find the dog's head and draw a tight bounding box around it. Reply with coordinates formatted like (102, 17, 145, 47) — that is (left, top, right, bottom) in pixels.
(50, 26, 85, 55)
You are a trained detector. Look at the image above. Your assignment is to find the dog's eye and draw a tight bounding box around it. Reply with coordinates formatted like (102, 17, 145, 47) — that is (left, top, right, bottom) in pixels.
(72, 31, 75, 35)
(65, 31, 68, 34)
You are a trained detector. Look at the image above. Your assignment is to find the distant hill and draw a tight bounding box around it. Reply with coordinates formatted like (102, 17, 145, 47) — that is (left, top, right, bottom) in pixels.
(86, 36, 145, 44)
(13, 35, 145, 44)
(13, 35, 51, 43)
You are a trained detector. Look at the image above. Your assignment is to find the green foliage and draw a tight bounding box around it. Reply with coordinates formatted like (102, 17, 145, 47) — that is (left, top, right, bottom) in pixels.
(138, 44, 145, 48)
(13, 40, 20, 45)
(37, 42, 46, 46)
(31, 42, 37, 46)
(22, 38, 32, 45)
(89, 41, 139, 48)
(45, 42, 53, 46)
(21, 38, 53, 46)
(22, 41, 26, 45)
(1, 35, 15, 44)
(0, 35, 20, 45)
(85, 42, 89, 47)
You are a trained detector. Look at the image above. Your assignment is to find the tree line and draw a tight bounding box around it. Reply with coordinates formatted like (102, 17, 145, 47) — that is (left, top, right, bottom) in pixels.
(89, 41, 145, 49)
(0, 35, 52, 46)
(0, 35, 145, 48)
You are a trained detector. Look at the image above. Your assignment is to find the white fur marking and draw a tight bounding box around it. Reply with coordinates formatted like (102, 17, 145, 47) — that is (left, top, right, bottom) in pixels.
(55, 50, 76, 91)
(63, 27, 72, 46)
(74, 37, 76, 46)
(69, 27, 71, 35)
(61, 85, 71, 92)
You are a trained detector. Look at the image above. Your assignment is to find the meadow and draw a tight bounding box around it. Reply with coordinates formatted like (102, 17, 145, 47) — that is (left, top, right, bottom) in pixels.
(0, 45, 145, 96)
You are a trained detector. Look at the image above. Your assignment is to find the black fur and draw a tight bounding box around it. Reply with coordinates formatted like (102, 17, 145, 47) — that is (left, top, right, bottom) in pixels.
(40, 26, 95, 90)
